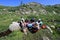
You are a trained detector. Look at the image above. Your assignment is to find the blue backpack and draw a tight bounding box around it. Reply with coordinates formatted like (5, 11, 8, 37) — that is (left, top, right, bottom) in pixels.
(27, 23, 33, 28)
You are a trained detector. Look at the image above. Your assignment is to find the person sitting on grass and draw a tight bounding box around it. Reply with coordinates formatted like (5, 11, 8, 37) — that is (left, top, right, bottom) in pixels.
(36, 19, 43, 27)
(20, 17, 28, 35)
(26, 18, 39, 33)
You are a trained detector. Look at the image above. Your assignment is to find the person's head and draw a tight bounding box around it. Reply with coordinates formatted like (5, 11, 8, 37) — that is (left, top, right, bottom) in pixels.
(30, 18, 35, 23)
(21, 17, 25, 22)
(25, 19, 29, 23)
(38, 19, 41, 22)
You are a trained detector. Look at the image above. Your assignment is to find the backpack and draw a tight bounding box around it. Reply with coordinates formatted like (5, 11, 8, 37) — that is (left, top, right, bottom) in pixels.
(27, 23, 33, 28)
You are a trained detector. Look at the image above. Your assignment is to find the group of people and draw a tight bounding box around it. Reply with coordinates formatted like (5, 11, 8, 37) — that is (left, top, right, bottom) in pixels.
(8, 17, 53, 36)
(19, 17, 45, 35)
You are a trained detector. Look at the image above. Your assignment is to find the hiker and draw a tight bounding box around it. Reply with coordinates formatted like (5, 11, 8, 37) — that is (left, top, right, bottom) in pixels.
(37, 19, 47, 29)
(27, 18, 36, 28)
(35, 19, 43, 29)
(20, 17, 25, 31)
(36, 19, 43, 27)
(20, 17, 28, 35)
(32, 23, 39, 33)
(23, 19, 30, 35)
(30, 18, 35, 23)
(26, 18, 39, 33)
(27, 18, 34, 30)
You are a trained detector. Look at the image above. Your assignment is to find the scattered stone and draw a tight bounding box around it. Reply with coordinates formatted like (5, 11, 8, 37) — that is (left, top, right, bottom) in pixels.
(9, 22, 20, 31)
(43, 36, 50, 40)
(51, 25, 55, 29)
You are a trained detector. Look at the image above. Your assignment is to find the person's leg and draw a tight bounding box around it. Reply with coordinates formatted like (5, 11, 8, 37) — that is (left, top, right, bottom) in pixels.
(23, 28, 28, 35)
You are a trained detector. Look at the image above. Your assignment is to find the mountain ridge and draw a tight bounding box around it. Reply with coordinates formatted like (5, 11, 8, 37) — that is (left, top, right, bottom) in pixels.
(0, 2, 60, 15)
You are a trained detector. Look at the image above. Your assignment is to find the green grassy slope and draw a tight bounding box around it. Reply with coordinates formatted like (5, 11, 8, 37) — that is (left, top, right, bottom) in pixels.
(0, 13, 24, 40)
(0, 3, 60, 40)
(0, 13, 60, 40)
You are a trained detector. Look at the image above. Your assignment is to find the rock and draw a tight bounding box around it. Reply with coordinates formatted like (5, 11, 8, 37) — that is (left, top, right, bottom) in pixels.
(9, 22, 20, 31)
(51, 25, 55, 29)
(46, 26, 53, 33)
(43, 36, 50, 40)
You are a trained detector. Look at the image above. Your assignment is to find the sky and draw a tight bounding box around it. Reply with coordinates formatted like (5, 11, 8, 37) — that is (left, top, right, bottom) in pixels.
(0, 0, 60, 6)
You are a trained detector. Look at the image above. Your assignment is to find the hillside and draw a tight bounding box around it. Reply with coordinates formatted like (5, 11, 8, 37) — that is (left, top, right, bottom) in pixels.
(0, 2, 60, 40)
